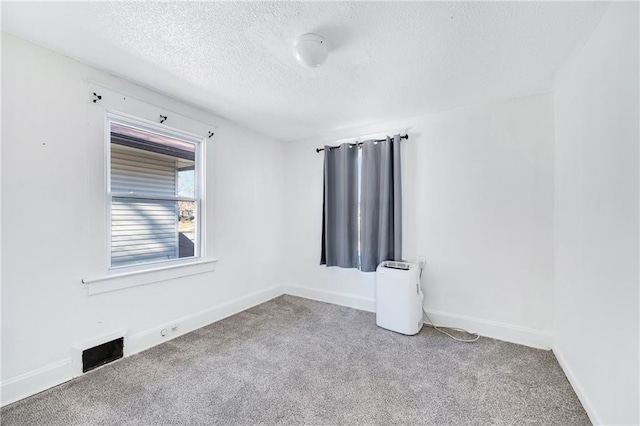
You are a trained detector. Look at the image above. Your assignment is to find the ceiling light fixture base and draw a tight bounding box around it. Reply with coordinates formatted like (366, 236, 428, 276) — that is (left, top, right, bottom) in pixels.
(293, 33, 328, 68)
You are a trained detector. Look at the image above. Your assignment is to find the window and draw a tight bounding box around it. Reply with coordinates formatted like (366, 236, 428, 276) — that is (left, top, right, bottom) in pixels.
(107, 113, 203, 269)
(320, 136, 403, 272)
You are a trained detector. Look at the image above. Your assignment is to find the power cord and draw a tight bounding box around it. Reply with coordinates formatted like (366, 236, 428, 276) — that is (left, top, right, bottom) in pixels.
(419, 263, 480, 343)
(422, 309, 479, 343)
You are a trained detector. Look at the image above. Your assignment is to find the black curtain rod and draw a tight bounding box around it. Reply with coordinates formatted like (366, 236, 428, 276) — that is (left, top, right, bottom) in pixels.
(316, 134, 408, 153)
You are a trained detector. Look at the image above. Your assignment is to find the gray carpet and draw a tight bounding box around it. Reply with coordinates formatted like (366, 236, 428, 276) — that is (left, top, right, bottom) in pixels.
(2, 295, 589, 425)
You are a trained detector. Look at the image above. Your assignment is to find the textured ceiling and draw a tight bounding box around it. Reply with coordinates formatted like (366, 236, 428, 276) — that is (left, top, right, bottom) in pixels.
(2, 1, 609, 141)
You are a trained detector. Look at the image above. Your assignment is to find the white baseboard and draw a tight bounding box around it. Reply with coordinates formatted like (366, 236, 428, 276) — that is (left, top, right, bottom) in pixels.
(282, 285, 553, 349)
(127, 285, 283, 356)
(424, 308, 554, 349)
(1, 284, 556, 408)
(1, 359, 73, 407)
(552, 344, 601, 425)
(282, 284, 376, 312)
(1, 285, 283, 407)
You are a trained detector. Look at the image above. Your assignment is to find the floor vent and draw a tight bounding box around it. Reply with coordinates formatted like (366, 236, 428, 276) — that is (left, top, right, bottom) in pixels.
(82, 337, 124, 373)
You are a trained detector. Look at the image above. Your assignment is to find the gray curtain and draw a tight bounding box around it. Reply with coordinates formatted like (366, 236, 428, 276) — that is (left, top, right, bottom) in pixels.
(360, 135, 402, 272)
(320, 143, 359, 268)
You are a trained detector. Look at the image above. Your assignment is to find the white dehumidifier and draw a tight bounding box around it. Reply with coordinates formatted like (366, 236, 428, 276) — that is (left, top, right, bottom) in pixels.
(375, 261, 423, 335)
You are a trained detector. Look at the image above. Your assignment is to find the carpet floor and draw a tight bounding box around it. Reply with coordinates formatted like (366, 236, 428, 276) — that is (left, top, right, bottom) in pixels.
(1, 295, 590, 425)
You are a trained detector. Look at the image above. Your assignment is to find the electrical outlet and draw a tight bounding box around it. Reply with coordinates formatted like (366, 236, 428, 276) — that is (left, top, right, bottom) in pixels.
(418, 256, 426, 268)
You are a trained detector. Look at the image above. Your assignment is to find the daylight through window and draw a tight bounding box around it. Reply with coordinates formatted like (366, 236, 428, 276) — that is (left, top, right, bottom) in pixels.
(108, 115, 202, 269)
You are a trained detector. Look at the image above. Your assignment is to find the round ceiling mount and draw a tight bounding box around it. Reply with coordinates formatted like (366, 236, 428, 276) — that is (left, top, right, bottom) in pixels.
(293, 33, 328, 68)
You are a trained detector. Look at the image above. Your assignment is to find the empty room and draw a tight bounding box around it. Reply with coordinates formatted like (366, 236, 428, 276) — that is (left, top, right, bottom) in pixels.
(1, 1, 638, 425)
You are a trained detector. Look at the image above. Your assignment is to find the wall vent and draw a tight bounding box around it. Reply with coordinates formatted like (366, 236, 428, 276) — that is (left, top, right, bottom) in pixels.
(82, 337, 123, 373)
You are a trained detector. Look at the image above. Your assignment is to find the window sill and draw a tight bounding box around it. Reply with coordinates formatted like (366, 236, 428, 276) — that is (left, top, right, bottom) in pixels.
(82, 259, 218, 296)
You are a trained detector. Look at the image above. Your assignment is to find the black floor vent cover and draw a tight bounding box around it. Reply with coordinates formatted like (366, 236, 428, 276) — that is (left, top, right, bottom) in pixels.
(82, 337, 124, 373)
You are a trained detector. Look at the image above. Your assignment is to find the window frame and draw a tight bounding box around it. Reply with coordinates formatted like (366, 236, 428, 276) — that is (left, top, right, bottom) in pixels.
(105, 111, 205, 271)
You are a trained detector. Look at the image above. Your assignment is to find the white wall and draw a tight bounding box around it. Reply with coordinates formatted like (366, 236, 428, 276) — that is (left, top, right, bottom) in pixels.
(283, 93, 555, 348)
(1, 34, 286, 403)
(553, 3, 639, 425)
(4, 6, 637, 421)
